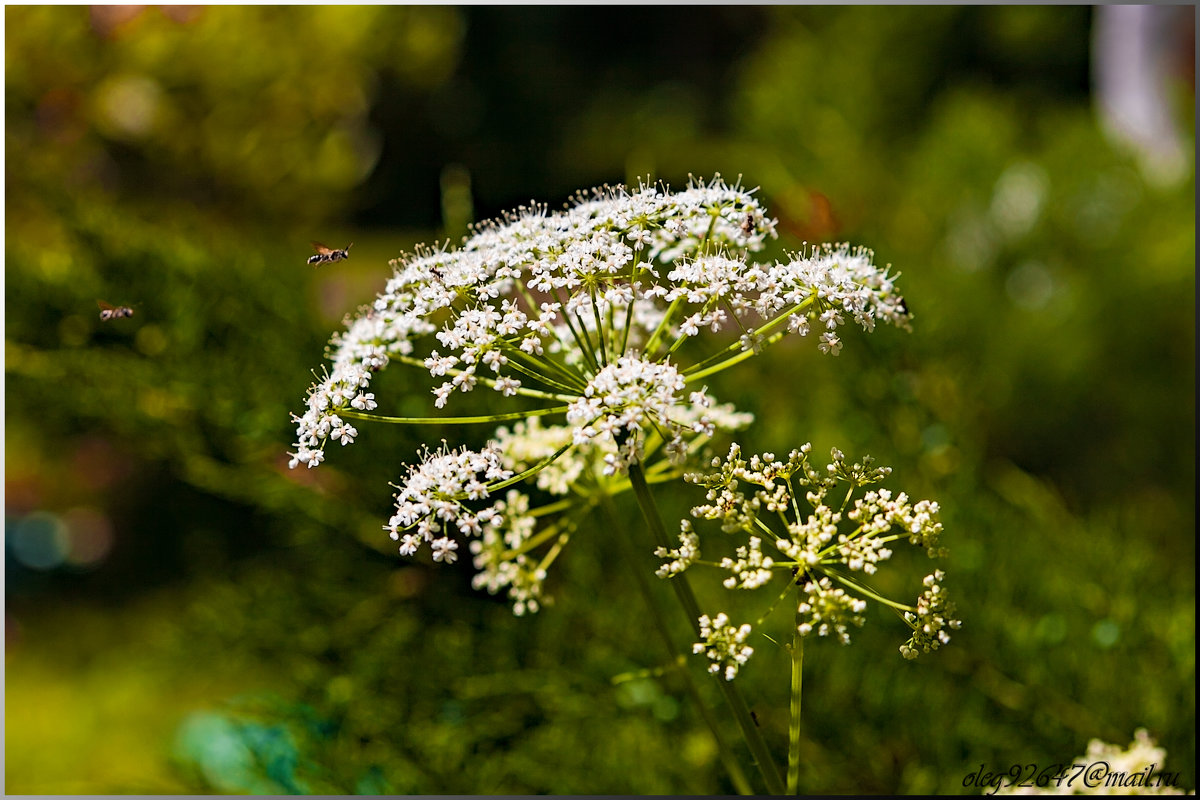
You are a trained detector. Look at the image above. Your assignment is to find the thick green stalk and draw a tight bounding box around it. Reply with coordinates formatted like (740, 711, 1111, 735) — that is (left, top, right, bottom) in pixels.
(787, 602, 805, 794)
(600, 495, 754, 796)
(627, 461, 785, 795)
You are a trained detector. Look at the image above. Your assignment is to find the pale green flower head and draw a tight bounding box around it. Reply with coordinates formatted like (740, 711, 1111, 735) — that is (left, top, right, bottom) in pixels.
(667, 443, 960, 673)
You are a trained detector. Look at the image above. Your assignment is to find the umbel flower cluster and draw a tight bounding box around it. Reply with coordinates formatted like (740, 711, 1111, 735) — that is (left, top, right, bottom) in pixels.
(289, 176, 915, 614)
(661, 443, 960, 677)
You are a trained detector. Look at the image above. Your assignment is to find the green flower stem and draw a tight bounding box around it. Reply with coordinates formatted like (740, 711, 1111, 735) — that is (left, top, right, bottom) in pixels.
(787, 601, 805, 795)
(682, 299, 812, 379)
(571, 308, 602, 367)
(494, 346, 587, 394)
(338, 405, 569, 426)
(618, 256, 642, 357)
(754, 581, 796, 629)
(827, 570, 911, 613)
(503, 522, 567, 561)
(627, 460, 785, 795)
(658, 295, 721, 361)
(643, 465, 687, 484)
(551, 287, 601, 373)
(534, 529, 570, 573)
(599, 494, 754, 796)
(487, 441, 575, 494)
(643, 294, 686, 358)
(393, 354, 578, 402)
(683, 330, 788, 384)
(588, 287, 609, 366)
(498, 338, 591, 392)
(788, 476, 805, 528)
(528, 498, 574, 518)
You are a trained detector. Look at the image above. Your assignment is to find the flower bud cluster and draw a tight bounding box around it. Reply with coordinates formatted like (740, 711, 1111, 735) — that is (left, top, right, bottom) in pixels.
(899, 570, 961, 659)
(718, 536, 775, 589)
(654, 520, 701, 577)
(797, 576, 868, 644)
(693, 613, 755, 681)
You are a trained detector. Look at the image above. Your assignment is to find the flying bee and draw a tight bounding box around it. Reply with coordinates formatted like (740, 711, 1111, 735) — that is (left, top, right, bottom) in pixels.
(308, 241, 353, 267)
(97, 300, 134, 321)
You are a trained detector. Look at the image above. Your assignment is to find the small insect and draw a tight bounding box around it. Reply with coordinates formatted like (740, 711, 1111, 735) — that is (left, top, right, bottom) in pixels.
(308, 241, 353, 267)
(97, 300, 134, 321)
(740, 210, 756, 237)
(896, 296, 910, 317)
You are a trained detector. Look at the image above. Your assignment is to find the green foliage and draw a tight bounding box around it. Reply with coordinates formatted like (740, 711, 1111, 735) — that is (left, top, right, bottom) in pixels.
(5, 5, 1193, 795)
(5, 5, 462, 225)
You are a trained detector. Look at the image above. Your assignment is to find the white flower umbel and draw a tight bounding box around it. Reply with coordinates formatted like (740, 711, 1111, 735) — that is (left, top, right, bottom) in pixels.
(566, 354, 709, 474)
(664, 443, 959, 667)
(289, 176, 910, 472)
(289, 176, 910, 617)
(384, 443, 514, 561)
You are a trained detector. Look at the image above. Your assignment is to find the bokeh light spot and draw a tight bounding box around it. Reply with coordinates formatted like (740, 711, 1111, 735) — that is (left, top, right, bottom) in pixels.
(990, 161, 1048, 239)
(59, 315, 90, 347)
(1005, 260, 1056, 310)
(1091, 619, 1121, 648)
(10, 511, 70, 571)
(93, 74, 164, 140)
(135, 324, 168, 356)
(62, 507, 116, 568)
(1033, 613, 1068, 644)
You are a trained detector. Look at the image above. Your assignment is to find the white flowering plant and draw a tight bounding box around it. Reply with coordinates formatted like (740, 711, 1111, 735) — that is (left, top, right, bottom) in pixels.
(659, 442, 961, 790)
(668, 442, 958, 667)
(289, 176, 948, 793)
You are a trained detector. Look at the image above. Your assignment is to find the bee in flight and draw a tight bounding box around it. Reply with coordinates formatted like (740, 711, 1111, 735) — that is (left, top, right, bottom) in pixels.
(308, 241, 353, 267)
(97, 300, 135, 321)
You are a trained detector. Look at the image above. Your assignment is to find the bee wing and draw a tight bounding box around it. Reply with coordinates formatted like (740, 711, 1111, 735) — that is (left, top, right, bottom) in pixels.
(311, 241, 334, 255)
(97, 299, 116, 311)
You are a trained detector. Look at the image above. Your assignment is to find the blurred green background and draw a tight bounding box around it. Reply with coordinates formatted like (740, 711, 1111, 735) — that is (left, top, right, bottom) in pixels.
(5, 6, 1194, 794)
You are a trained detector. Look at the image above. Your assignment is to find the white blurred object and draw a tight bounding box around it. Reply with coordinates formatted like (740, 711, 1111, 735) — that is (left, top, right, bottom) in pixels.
(1093, 5, 1194, 188)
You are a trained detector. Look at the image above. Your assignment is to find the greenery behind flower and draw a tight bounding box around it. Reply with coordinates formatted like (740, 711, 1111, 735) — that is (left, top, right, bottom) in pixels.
(5, 5, 1192, 794)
